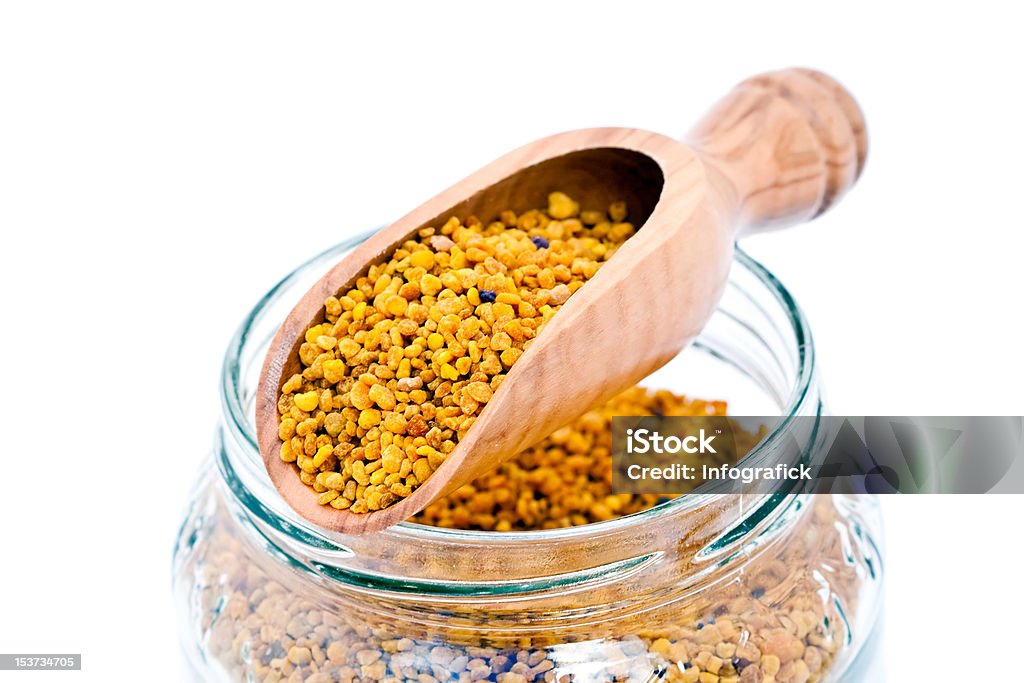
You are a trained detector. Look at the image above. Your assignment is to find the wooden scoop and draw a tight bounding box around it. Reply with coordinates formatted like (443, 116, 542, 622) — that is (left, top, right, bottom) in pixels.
(256, 67, 866, 534)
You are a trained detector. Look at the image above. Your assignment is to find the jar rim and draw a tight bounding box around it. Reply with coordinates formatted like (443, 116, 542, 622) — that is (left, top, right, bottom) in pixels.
(220, 231, 816, 547)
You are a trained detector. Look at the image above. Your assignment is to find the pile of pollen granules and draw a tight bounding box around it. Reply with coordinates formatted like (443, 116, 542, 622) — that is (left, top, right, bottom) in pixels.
(413, 385, 760, 531)
(277, 192, 637, 514)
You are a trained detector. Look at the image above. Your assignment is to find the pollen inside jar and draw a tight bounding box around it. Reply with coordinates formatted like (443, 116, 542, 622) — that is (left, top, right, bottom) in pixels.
(411, 385, 763, 531)
(277, 192, 639, 513)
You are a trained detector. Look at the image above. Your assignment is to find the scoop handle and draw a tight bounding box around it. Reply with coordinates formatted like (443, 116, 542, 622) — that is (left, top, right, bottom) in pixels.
(687, 68, 867, 234)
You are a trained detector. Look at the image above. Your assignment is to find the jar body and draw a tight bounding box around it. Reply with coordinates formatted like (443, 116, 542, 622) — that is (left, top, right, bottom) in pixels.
(175, 471, 881, 683)
(173, 236, 884, 683)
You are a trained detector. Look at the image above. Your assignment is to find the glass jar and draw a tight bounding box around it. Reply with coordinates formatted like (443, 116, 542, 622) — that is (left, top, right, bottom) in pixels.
(173, 232, 884, 683)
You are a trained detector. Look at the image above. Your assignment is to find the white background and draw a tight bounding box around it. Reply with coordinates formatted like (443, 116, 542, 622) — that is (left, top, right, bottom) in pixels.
(1, 2, 1022, 681)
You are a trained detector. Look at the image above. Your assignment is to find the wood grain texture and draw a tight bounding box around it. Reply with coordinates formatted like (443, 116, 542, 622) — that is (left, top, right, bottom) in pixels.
(687, 68, 866, 231)
(255, 68, 867, 534)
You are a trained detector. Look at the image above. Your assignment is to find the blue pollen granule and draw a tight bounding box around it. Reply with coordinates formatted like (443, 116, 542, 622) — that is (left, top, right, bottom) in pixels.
(531, 236, 549, 249)
(479, 290, 497, 303)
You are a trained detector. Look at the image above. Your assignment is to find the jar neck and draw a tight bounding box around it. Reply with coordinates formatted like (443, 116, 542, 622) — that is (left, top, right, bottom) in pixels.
(216, 430, 816, 601)
(216, 370, 824, 603)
